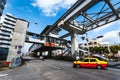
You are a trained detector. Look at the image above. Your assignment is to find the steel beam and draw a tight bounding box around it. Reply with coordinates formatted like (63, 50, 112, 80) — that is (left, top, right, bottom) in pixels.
(87, 8, 120, 31)
(45, 0, 100, 35)
(60, 33, 70, 38)
(104, 0, 120, 19)
(80, 12, 100, 27)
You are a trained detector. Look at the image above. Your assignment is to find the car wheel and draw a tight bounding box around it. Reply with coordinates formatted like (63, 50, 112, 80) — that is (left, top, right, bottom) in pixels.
(73, 64, 77, 68)
(97, 65, 102, 69)
(76, 64, 81, 68)
(78, 64, 81, 68)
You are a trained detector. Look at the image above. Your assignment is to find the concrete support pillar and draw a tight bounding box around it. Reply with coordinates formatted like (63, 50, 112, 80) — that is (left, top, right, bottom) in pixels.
(71, 32, 79, 57)
(6, 19, 28, 66)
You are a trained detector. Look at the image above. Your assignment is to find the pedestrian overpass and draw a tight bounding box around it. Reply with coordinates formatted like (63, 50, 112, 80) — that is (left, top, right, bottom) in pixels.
(25, 31, 45, 44)
(25, 31, 71, 57)
(29, 0, 120, 57)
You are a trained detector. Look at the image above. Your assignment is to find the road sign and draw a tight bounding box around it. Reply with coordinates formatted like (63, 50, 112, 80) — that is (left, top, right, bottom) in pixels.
(17, 51, 21, 54)
(18, 45, 22, 49)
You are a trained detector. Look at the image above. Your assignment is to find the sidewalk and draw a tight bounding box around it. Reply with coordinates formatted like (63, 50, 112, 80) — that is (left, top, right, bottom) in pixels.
(0, 56, 36, 71)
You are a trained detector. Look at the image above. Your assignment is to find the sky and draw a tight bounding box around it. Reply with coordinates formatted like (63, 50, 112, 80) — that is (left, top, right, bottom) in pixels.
(0, 0, 120, 53)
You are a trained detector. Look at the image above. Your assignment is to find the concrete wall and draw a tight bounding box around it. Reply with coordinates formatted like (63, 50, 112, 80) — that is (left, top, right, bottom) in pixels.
(6, 19, 28, 63)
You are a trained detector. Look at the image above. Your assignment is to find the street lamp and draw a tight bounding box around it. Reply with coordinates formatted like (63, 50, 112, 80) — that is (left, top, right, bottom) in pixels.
(28, 21, 38, 28)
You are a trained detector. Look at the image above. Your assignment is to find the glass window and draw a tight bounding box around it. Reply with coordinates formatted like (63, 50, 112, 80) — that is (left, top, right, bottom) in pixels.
(84, 59, 89, 62)
(90, 59, 97, 62)
(40, 36, 45, 40)
(56, 39, 60, 44)
(46, 37, 50, 42)
(94, 42, 97, 45)
(88, 42, 93, 45)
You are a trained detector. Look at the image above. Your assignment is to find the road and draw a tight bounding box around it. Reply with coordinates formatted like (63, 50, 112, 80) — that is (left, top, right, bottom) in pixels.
(0, 59, 120, 80)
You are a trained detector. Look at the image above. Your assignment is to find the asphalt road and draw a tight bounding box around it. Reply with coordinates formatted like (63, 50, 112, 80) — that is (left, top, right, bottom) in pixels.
(0, 59, 120, 80)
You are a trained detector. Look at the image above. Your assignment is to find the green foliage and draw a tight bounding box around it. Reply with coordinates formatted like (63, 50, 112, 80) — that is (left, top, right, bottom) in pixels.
(110, 45, 120, 53)
(91, 45, 120, 56)
(92, 46, 107, 54)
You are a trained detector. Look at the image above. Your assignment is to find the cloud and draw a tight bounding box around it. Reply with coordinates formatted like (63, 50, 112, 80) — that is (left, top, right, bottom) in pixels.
(93, 20, 120, 33)
(93, 23, 112, 33)
(31, 0, 77, 16)
(101, 30, 120, 44)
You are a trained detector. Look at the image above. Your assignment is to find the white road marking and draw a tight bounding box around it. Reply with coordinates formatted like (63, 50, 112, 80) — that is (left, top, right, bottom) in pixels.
(0, 74, 8, 77)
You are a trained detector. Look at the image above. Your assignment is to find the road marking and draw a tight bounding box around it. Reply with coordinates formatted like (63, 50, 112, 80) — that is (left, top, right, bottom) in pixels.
(0, 74, 8, 77)
(44, 63, 61, 70)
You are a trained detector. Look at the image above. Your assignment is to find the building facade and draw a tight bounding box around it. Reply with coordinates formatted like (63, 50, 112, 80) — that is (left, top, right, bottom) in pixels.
(0, 13, 28, 61)
(0, 13, 16, 59)
(0, 23, 2, 28)
(0, 0, 6, 16)
(79, 39, 102, 49)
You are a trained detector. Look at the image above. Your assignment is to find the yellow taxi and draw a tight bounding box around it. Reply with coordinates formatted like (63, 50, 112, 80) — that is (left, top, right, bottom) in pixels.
(73, 58, 108, 69)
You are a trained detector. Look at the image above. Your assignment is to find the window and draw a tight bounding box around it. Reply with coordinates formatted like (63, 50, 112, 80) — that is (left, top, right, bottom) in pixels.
(84, 59, 89, 62)
(94, 42, 97, 45)
(88, 42, 93, 45)
(40, 36, 45, 40)
(90, 59, 97, 62)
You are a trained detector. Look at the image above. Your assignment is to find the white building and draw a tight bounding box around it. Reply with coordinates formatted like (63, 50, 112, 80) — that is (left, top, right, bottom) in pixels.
(79, 39, 102, 49)
(0, 13, 28, 61)
(0, 13, 16, 48)
(0, 13, 16, 59)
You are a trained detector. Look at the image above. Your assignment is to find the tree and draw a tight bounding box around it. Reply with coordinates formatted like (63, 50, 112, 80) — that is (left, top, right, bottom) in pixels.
(110, 45, 120, 54)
